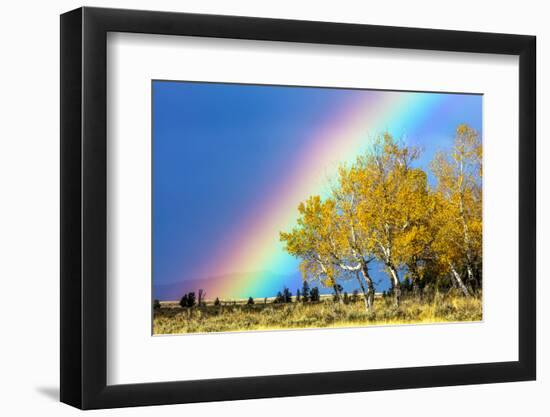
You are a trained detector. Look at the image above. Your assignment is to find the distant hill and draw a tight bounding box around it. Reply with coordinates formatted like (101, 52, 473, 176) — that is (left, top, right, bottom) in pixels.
(153, 270, 303, 301)
(154, 278, 212, 301)
(154, 266, 392, 301)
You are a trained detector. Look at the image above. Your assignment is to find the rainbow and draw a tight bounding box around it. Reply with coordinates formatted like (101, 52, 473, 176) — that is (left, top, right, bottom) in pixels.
(167, 89, 456, 300)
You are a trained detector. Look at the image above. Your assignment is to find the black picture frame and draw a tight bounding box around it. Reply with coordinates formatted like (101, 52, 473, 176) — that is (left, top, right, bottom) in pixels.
(60, 6, 536, 410)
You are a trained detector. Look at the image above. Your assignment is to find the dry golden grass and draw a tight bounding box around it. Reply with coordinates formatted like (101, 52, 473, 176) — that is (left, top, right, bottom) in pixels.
(153, 292, 482, 335)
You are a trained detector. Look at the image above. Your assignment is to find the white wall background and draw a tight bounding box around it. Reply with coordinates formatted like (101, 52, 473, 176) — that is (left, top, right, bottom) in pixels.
(0, 0, 546, 415)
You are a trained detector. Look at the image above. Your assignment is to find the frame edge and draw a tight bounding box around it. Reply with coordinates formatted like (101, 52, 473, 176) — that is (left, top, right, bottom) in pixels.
(60, 7, 84, 409)
(518, 34, 536, 381)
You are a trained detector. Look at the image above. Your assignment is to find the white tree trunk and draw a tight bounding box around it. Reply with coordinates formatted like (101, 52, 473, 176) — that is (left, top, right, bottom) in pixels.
(358, 266, 375, 311)
(387, 264, 401, 307)
(450, 263, 471, 296)
(466, 264, 476, 287)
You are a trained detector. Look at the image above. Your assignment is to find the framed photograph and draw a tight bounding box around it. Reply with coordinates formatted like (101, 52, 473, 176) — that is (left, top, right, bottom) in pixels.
(60, 6, 536, 409)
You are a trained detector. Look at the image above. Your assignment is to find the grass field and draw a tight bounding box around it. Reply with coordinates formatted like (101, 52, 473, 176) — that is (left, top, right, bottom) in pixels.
(153, 292, 482, 335)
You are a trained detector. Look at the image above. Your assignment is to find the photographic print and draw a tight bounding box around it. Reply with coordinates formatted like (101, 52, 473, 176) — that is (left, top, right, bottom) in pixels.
(152, 81, 482, 335)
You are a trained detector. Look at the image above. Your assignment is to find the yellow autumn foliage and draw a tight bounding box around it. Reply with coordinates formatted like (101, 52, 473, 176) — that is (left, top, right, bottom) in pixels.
(281, 125, 482, 305)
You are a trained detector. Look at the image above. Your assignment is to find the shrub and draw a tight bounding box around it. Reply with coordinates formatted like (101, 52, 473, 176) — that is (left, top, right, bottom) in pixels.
(179, 292, 196, 308)
(247, 297, 254, 305)
(153, 299, 161, 310)
(179, 294, 188, 308)
(301, 281, 310, 302)
(214, 297, 220, 306)
(401, 277, 412, 293)
(310, 287, 320, 302)
(343, 292, 350, 304)
(283, 287, 292, 303)
(274, 291, 284, 304)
